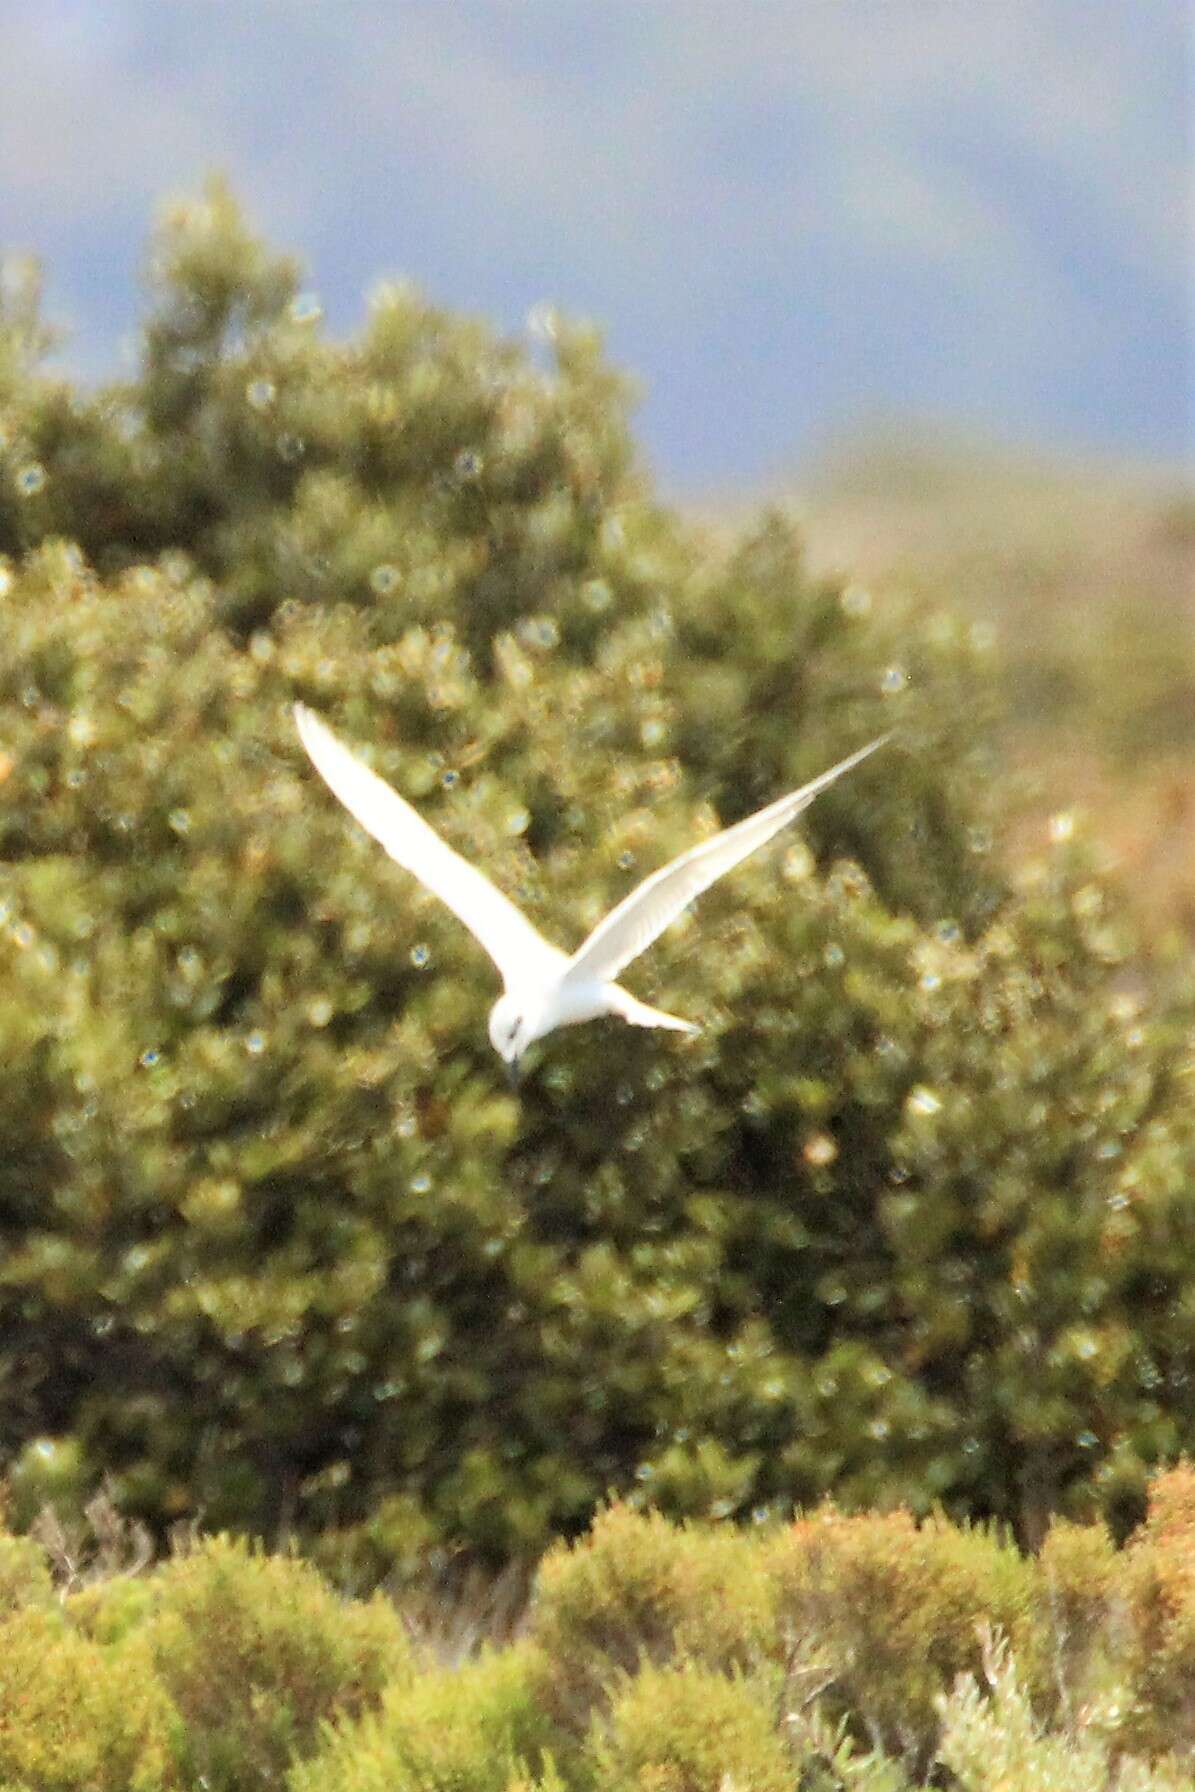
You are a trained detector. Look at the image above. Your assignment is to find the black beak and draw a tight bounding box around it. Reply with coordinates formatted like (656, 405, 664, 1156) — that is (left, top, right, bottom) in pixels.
(506, 1057, 522, 1089)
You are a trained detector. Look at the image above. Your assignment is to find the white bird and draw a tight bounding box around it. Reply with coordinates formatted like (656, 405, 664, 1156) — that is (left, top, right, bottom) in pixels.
(294, 703, 888, 1080)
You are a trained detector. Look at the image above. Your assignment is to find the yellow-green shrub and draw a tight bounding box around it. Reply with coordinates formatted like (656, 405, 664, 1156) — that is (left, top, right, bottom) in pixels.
(1033, 1514, 1121, 1722)
(289, 1642, 562, 1792)
(764, 1504, 1035, 1767)
(0, 1607, 179, 1792)
(64, 1571, 158, 1644)
(587, 1660, 793, 1792)
(1117, 1466, 1195, 1761)
(145, 1537, 411, 1792)
(0, 1530, 53, 1614)
(528, 1503, 773, 1732)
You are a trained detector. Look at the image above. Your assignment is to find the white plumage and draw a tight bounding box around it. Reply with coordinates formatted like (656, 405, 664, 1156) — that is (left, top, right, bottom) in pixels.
(294, 703, 887, 1077)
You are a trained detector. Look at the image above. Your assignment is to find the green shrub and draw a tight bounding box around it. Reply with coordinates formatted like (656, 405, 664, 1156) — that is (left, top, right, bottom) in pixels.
(0, 180, 1192, 1564)
(307, 1492, 441, 1597)
(935, 1627, 1191, 1792)
(764, 1503, 1035, 1769)
(0, 1607, 179, 1791)
(528, 1503, 773, 1733)
(1033, 1514, 1120, 1724)
(1128, 1457, 1195, 1546)
(144, 1537, 411, 1792)
(289, 1643, 562, 1792)
(2, 1437, 91, 1532)
(1116, 1465, 1195, 1762)
(64, 1571, 158, 1645)
(586, 1660, 793, 1792)
(1, 1490, 1194, 1790)
(0, 1530, 53, 1614)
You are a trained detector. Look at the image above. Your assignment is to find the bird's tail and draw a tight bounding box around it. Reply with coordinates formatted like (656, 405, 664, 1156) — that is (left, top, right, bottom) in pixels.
(608, 986, 699, 1034)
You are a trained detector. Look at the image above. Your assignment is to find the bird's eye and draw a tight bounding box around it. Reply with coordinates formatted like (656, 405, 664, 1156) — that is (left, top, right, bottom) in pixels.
(508, 1022, 519, 1042)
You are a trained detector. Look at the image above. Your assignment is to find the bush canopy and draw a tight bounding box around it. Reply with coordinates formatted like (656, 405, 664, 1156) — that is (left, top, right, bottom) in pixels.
(0, 181, 1192, 1560)
(4, 1479, 1195, 1789)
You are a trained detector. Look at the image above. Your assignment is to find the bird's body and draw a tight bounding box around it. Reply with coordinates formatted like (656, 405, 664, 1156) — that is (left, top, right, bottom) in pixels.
(487, 976, 696, 1062)
(293, 703, 887, 1076)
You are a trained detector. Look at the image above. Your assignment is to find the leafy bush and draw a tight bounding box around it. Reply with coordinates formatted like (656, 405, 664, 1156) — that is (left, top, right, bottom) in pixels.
(587, 1660, 793, 1792)
(934, 1626, 1191, 1792)
(143, 1537, 411, 1792)
(0, 180, 1192, 1564)
(0, 1607, 180, 1792)
(2, 1437, 91, 1533)
(764, 1504, 1036, 1769)
(0, 1487, 1193, 1788)
(289, 1644, 563, 1792)
(1117, 1463, 1195, 1762)
(65, 1568, 158, 1644)
(528, 1503, 773, 1733)
(1032, 1514, 1120, 1725)
(0, 1530, 53, 1614)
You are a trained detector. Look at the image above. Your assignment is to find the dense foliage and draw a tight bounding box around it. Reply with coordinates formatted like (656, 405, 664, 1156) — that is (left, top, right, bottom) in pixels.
(1, 181, 1192, 1562)
(4, 1475, 1195, 1789)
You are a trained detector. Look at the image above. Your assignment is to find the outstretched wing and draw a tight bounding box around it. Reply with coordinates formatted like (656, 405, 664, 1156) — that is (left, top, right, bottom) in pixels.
(563, 734, 890, 986)
(294, 704, 563, 986)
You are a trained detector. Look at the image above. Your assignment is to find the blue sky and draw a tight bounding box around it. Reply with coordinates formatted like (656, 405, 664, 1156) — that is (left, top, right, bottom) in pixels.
(1, 0, 1190, 489)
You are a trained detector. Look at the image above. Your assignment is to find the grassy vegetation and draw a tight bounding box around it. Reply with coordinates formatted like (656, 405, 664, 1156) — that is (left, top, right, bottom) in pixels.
(4, 1469, 1195, 1789)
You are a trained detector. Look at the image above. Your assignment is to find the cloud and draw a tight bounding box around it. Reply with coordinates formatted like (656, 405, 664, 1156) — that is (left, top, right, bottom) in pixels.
(0, 0, 1186, 474)
(0, 8, 203, 217)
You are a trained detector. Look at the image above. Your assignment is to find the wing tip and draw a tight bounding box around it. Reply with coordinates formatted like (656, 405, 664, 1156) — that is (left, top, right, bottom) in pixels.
(294, 701, 339, 763)
(856, 729, 893, 763)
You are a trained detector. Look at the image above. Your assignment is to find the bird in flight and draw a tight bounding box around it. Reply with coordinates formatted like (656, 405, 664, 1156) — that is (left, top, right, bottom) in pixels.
(294, 703, 887, 1081)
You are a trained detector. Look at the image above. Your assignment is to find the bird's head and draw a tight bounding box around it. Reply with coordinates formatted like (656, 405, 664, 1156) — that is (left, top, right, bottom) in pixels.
(488, 992, 534, 1084)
